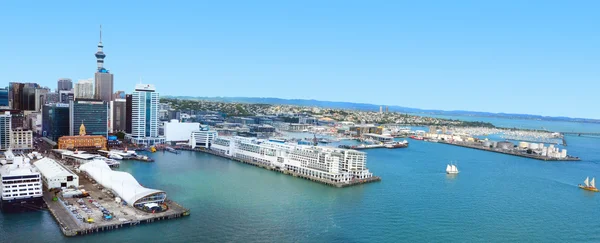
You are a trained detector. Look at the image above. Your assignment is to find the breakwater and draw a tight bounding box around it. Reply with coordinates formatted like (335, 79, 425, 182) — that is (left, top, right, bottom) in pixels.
(176, 146, 381, 188)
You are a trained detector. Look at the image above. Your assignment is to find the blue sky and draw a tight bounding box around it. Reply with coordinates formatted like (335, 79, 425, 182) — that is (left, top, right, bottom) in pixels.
(1, 1, 599, 118)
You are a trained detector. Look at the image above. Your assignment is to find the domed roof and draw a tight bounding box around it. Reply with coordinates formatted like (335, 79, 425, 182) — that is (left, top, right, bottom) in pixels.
(95, 51, 106, 58)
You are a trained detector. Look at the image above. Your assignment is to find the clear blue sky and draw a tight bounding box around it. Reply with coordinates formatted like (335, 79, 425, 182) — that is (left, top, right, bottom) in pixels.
(1, 1, 598, 118)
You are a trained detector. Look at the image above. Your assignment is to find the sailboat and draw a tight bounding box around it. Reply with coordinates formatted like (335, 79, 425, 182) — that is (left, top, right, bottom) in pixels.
(446, 163, 459, 174)
(578, 177, 599, 192)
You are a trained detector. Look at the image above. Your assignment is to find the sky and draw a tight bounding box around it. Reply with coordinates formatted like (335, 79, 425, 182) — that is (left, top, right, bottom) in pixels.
(1, 1, 599, 118)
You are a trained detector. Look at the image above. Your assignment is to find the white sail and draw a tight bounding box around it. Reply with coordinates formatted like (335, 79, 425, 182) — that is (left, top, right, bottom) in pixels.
(446, 164, 451, 173)
(592, 178, 596, 188)
(584, 177, 590, 187)
(451, 165, 458, 172)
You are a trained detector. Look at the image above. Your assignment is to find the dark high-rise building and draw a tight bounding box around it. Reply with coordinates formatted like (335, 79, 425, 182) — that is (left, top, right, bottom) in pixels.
(110, 99, 126, 132)
(69, 99, 108, 137)
(42, 103, 70, 141)
(57, 78, 73, 91)
(0, 87, 8, 107)
(94, 26, 114, 102)
(9, 82, 39, 111)
(125, 94, 132, 133)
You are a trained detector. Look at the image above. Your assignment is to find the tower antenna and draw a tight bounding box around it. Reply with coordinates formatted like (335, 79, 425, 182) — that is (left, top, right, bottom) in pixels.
(100, 24, 102, 42)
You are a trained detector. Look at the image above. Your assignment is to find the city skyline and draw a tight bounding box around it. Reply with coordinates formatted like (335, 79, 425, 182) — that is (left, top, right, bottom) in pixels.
(1, 1, 599, 118)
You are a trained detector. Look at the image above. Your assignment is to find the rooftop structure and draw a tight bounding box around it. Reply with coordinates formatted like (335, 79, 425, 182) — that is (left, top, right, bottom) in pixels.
(79, 160, 166, 208)
(33, 157, 79, 189)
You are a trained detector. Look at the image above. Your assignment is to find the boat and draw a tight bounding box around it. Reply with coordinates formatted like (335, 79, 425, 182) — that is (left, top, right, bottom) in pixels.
(268, 138, 286, 144)
(446, 163, 459, 174)
(384, 141, 409, 149)
(0, 150, 44, 212)
(318, 138, 329, 144)
(150, 146, 157, 153)
(108, 153, 123, 160)
(578, 177, 599, 192)
(410, 135, 424, 140)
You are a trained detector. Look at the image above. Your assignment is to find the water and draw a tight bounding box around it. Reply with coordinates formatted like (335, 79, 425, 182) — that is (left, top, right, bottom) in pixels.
(2, 125, 600, 242)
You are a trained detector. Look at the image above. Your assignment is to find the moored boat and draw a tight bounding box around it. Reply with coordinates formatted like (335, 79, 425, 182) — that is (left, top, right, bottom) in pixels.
(579, 177, 598, 192)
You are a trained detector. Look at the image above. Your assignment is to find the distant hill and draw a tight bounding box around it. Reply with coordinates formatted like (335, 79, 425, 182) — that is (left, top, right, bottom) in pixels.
(162, 96, 600, 123)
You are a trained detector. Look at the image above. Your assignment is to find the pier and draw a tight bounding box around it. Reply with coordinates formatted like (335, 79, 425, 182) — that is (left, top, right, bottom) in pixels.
(176, 147, 381, 188)
(43, 172, 189, 237)
(433, 140, 580, 161)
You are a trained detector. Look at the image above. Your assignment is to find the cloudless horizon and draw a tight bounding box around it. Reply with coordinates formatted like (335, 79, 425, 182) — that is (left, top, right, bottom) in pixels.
(1, 1, 599, 118)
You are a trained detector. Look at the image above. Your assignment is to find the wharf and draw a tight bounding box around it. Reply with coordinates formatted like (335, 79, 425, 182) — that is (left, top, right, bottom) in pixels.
(43, 173, 189, 237)
(434, 140, 580, 161)
(176, 147, 381, 188)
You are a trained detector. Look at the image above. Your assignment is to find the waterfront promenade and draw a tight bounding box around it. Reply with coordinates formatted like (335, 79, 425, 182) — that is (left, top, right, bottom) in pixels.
(176, 146, 381, 187)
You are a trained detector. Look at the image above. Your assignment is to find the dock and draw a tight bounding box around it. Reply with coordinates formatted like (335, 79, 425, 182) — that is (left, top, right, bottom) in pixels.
(176, 147, 381, 188)
(43, 172, 189, 237)
(433, 140, 580, 161)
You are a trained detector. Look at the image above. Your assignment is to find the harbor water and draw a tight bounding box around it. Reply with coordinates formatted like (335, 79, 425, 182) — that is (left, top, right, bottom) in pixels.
(2, 121, 600, 242)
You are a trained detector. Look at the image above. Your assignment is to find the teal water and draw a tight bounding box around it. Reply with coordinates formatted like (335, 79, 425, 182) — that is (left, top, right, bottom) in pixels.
(2, 128, 600, 242)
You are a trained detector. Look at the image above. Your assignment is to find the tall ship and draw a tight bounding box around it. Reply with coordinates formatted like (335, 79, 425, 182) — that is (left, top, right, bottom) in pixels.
(1, 150, 44, 212)
(579, 177, 598, 192)
(446, 163, 459, 174)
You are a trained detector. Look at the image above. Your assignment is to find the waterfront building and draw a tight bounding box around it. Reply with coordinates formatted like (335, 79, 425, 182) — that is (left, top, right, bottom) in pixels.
(10, 129, 33, 151)
(164, 120, 200, 142)
(125, 94, 132, 134)
(0, 150, 43, 212)
(189, 129, 218, 149)
(42, 103, 70, 141)
(33, 157, 79, 189)
(69, 99, 108, 137)
(59, 90, 74, 103)
(0, 87, 9, 107)
(79, 160, 166, 209)
(57, 78, 73, 92)
(211, 136, 373, 182)
(128, 84, 164, 145)
(110, 98, 127, 132)
(58, 123, 107, 151)
(288, 124, 309, 131)
(363, 133, 394, 143)
(0, 112, 11, 150)
(74, 79, 94, 99)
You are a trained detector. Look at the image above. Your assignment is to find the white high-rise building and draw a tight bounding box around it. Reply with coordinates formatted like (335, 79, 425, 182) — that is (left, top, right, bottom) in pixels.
(127, 84, 164, 145)
(74, 79, 94, 99)
(0, 112, 12, 150)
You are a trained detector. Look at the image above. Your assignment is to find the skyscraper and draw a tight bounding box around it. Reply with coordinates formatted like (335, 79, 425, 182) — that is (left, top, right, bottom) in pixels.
(128, 84, 164, 145)
(125, 94, 132, 134)
(59, 90, 74, 103)
(42, 103, 71, 141)
(0, 111, 11, 150)
(94, 26, 114, 102)
(57, 78, 73, 91)
(0, 87, 8, 107)
(9, 82, 39, 111)
(34, 87, 50, 111)
(74, 79, 94, 99)
(69, 99, 108, 137)
(110, 99, 126, 132)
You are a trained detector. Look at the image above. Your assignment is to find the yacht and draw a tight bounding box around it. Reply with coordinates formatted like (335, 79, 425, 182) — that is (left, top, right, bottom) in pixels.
(1, 150, 43, 212)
